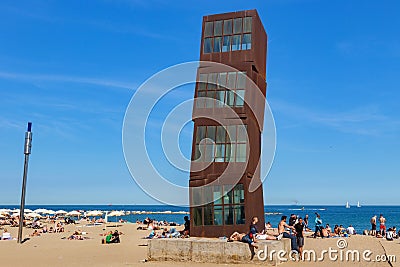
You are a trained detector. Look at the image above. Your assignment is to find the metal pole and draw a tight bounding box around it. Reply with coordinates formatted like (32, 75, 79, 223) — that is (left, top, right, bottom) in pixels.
(17, 122, 32, 244)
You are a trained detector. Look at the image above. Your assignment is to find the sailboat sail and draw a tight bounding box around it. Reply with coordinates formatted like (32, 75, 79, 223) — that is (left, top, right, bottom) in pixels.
(346, 201, 350, 208)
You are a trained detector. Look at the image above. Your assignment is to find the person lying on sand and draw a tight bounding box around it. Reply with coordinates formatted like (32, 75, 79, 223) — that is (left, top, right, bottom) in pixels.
(30, 230, 41, 237)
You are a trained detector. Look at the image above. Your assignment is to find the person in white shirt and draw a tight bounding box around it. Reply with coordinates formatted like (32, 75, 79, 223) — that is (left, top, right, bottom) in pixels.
(386, 228, 394, 241)
(347, 225, 355, 235)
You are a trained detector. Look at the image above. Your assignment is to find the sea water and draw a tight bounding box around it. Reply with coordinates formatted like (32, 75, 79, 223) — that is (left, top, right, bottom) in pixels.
(2, 205, 399, 233)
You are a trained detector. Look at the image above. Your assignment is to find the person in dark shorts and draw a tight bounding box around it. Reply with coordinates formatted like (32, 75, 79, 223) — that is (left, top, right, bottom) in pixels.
(371, 215, 377, 236)
(295, 217, 305, 259)
(313, 213, 324, 238)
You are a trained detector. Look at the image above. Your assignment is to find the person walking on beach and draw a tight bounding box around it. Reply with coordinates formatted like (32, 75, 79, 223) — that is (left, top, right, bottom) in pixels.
(304, 214, 309, 230)
(313, 213, 324, 238)
(379, 214, 386, 236)
(371, 215, 377, 236)
(278, 216, 297, 252)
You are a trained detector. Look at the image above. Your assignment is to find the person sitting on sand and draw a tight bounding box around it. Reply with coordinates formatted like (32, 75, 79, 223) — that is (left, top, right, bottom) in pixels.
(392, 227, 398, 239)
(346, 225, 355, 235)
(106, 230, 120, 243)
(386, 228, 394, 241)
(321, 227, 329, 238)
(339, 225, 346, 236)
(228, 232, 258, 248)
(103, 231, 113, 243)
(2, 228, 12, 240)
(265, 222, 272, 229)
(56, 222, 64, 233)
(179, 216, 190, 237)
(334, 225, 340, 236)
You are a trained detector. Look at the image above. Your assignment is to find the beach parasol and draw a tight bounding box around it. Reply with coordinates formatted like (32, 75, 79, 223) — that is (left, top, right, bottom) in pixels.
(34, 208, 49, 213)
(55, 210, 67, 215)
(44, 210, 55, 215)
(86, 210, 103, 217)
(107, 211, 125, 226)
(26, 212, 42, 218)
(66, 210, 81, 217)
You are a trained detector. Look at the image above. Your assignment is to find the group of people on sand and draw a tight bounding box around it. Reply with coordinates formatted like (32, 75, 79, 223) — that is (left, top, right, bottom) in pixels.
(228, 216, 284, 247)
(369, 214, 399, 241)
(136, 217, 179, 231)
(102, 230, 122, 244)
(142, 216, 190, 239)
(227, 212, 370, 260)
(311, 213, 357, 238)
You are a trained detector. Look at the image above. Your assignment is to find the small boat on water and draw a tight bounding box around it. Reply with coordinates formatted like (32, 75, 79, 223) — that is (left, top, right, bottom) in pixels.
(346, 201, 350, 208)
(357, 201, 361, 208)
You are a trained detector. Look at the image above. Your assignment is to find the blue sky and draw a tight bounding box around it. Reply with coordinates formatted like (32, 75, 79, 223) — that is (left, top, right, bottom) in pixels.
(0, 0, 399, 205)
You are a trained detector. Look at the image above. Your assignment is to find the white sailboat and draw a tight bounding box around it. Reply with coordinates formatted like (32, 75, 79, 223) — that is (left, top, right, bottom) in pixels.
(345, 201, 350, 208)
(357, 201, 361, 208)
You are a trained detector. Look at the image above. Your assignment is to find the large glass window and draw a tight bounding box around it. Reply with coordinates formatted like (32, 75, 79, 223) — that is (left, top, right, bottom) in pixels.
(214, 206, 223, 225)
(233, 18, 243, 34)
(203, 17, 252, 54)
(196, 71, 247, 108)
(243, 17, 252, 33)
(213, 37, 221, 53)
(222, 36, 231, 52)
(194, 125, 247, 163)
(204, 204, 213, 225)
(193, 207, 202, 226)
(232, 35, 241, 51)
(192, 183, 245, 226)
(204, 21, 213, 37)
(242, 34, 252, 50)
(223, 19, 232, 35)
(204, 38, 212, 53)
(214, 20, 222, 36)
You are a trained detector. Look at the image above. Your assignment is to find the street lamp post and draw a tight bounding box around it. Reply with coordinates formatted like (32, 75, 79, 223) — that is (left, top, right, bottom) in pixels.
(17, 122, 33, 244)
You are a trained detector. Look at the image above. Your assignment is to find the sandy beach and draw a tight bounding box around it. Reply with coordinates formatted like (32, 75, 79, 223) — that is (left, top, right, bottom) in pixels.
(0, 222, 399, 267)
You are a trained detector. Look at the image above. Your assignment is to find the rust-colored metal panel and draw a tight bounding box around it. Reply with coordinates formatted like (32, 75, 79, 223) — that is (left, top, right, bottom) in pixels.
(190, 9, 267, 238)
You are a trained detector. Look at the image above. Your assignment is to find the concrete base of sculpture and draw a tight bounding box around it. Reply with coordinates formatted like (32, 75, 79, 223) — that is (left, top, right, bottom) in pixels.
(147, 237, 291, 265)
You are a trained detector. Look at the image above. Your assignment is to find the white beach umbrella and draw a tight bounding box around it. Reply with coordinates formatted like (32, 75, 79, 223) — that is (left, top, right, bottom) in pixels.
(24, 209, 33, 213)
(26, 212, 42, 218)
(44, 210, 55, 215)
(107, 211, 125, 225)
(12, 209, 20, 213)
(86, 210, 103, 217)
(108, 211, 125, 217)
(34, 208, 48, 213)
(55, 210, 68, 215)
(0, 208, 12, 213)
(66, 210, 81, 217)
(0, 209, 10, 215)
